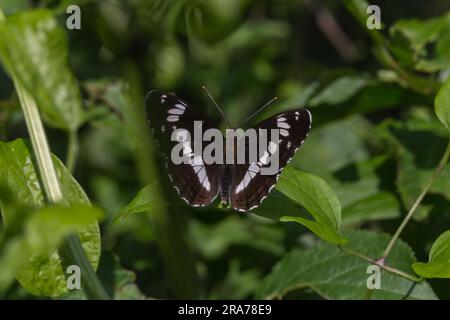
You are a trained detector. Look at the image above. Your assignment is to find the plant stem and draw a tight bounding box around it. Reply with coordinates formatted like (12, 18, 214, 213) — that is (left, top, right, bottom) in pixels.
(16, 85, 63, 202)
(339, 246, 421, 282)
(382, 140, 450, 260)
(66, 129, 79, 174)
(15, 84, 109, 300)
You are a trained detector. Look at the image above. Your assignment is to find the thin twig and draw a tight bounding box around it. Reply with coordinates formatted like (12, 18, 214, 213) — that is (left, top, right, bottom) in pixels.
(339, 246, 421, 282)
(382, 140, 450, 259)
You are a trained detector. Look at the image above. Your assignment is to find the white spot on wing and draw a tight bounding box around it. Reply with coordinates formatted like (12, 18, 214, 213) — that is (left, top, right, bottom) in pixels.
(167, 115, 179, 122)
(168, 108, 184, 115)
(278, 122, 290, 129)
(268, 141, 278, 154)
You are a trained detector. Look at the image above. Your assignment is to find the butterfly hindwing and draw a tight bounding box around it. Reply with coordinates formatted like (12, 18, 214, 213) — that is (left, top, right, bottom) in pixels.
(230, 109, 312, 211)
(145, 90, 221, 206)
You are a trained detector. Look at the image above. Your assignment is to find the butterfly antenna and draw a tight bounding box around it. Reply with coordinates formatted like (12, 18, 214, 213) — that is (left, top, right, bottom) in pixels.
(239, 96, 278, 126)
(202, 85, 232, 129)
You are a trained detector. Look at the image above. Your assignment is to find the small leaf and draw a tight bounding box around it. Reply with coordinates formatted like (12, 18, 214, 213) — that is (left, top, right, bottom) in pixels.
(412, 230, 450, 278)
(115, 182, 170, 222)
(435, 75, 450, 131)
(97, 252, 147, 300)
(256, 230, 437, 300)
(310, 75, 368, 106)
(0, 9, 84, 131)
(274, 167, 346, 245)
(0, 139, 101, 297)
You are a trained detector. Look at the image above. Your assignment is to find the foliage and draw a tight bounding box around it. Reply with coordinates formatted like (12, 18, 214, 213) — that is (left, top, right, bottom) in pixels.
(0, 0, 450, 300)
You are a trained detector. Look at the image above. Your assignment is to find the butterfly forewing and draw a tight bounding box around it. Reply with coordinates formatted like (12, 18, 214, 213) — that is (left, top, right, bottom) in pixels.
(230, 109, 312, 211)
(145, 90, 221, 206)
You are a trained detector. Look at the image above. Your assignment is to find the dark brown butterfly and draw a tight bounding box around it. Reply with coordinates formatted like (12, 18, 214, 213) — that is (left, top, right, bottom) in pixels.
(145, 90, 311, 212)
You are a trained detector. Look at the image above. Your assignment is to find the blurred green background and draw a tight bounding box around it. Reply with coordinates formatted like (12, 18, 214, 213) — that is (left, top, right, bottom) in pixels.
(1, 0, 450, 300)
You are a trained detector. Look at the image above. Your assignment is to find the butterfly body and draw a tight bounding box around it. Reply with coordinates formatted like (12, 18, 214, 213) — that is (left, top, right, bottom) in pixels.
(145, 90, 311, 212)
(219, 165, 232, 204)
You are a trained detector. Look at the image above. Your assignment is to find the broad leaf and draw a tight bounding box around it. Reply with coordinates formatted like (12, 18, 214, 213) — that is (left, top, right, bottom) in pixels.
(0, 204, 102, 295)
(0, 139, 101, 296)
(412, 230, 450, 278)
(256, 230, 437, 300)
(0, 9, 84, 131)
(273, 167, 346, 245)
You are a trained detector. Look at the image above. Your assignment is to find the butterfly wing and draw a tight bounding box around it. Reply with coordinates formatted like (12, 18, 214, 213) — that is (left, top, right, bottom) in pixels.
(145, 90, 221, 206)
(230, 109, 312, 211)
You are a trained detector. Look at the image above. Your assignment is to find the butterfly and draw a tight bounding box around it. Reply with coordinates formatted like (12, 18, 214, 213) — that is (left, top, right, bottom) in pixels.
(145, 90, 311, 212)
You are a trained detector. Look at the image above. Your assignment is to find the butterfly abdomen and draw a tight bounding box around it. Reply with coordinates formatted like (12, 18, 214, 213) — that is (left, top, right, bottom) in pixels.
(219, 165, 232, 204)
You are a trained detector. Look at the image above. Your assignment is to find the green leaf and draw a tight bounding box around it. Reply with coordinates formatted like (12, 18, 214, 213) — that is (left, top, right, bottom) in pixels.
(273, 167, 346, 245)
(331, 155, 401, 224)
(97, 252, 147, 299)
(435, 75, 450, 131)
(415, 56, 450, 73)
(186, 0, 251, 43)
(378, 118, 450, 219)
(342, 192, 400, 225)
(412, 230, 450, 278)
(115, 182, 170, 222)
(209, 260, 260, 299)
(189, 215, 284, 259)
(390, 13, 450, 53)
(0, 9, 84, 131)
(0, 204, 102, 295)
(59, 251, 147, 300)
(256, 230, 437, 300)
(296, 115, 371, 175)
(310, 76, 368, 106)
(0, 139, 101, 296)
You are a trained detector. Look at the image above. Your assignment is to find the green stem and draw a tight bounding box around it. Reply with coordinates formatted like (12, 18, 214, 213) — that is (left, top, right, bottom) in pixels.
(16, 84, 62, 202)
(66, 129, 79, 174)
(382, 140, 450, 260)
(16, 84, 109, 300)
(339, 246, 421, 282)
(1, 7, 109, 299)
